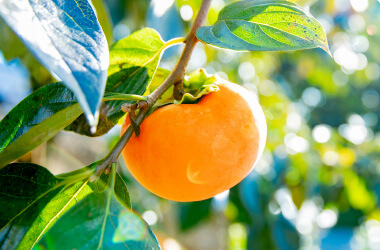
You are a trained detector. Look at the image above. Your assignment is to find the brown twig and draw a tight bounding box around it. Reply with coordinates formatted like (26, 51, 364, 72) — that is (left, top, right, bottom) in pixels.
(93, 0, 212, 177)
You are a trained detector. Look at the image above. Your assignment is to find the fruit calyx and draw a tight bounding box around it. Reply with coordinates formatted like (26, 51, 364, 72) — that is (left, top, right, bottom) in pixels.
(177, 68, 219, 104)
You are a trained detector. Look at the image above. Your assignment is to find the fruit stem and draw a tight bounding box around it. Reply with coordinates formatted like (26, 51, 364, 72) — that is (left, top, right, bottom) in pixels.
(94, 0, 212, 177)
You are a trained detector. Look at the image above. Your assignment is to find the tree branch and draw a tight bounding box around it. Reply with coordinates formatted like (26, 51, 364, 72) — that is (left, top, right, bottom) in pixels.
(93, 0, 212, 177)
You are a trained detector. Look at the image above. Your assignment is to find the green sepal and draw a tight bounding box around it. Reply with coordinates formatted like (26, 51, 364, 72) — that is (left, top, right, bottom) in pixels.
(176, 68, 219, 104)
(183, 68, 218, 90)
(174, 84, 219, 104)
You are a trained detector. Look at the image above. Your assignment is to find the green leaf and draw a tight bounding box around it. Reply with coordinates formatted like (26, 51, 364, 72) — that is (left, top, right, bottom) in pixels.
(17, 180, 93, 249)
(65, 28, 174, 137)
(196, 0, 330, 53)
(0, 0, 109, 127)
(146, 67, 171, 94)
(90, 171, 111, 194)
(114, 172, 132, 209)
(107, 28, 168, 122)
(146, 67, 172, 105)
(0, 163, 61, 231)
(0, 83, 82, 168)
(0, 163, 95, 249)
(41, 168, 160, 249)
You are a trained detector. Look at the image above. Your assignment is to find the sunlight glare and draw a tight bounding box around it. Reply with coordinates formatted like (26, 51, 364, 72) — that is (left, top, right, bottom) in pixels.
(312, 124, 332, 143)
(180, 5, 193, 21)
(316, 209, 337, 228)
(142, 210, 158, 226)
(151, 0, 175, 18)
(350, 0, 368, 12)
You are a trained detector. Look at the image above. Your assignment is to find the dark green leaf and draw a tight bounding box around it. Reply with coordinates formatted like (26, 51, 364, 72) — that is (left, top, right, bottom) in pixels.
(0, 0, 109, 127)
(196, 0, 330, 53)
(0, 163, 60, 231)
(17, 180, 93, 249)
(0, 163, 63, 249)
(66, 28, 168, 136)
(41, 169, 160, 249)
(0, 163, 95, 249)
(114, 172, 132, 209)
(0, 83, 82, 168)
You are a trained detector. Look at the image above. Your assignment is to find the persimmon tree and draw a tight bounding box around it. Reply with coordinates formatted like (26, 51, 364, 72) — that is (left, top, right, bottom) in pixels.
(0, 0, 329, 248)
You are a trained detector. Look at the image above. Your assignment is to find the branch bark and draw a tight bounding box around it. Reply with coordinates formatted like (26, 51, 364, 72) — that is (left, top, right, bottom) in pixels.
(94, 0, 212, 176)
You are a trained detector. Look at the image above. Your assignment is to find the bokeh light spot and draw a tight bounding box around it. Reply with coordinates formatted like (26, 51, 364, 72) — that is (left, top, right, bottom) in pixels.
(180, 5, 193, 21)
(362, 90, 380, 109)
(312, 124, 332, 143)
(350, 0, 368, 12)
(142, 210, 158, 226)
(317, 209, 338, 228)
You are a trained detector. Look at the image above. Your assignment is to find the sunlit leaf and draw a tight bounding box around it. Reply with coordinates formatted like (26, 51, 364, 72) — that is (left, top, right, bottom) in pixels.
(0, 163, 95, 249)
(147, 67, 171, 94)
(106, 28, 166, 123)
(17, 181, 93, 249)
(0, 163, 60, 231)
(146, 67, 172, 105)
(41, 169, 160, 249)
(0, 83, 82, 168)
(0, 0, 109, 127)
(0, 163, 66, 249)
(196, 0, 330, 53)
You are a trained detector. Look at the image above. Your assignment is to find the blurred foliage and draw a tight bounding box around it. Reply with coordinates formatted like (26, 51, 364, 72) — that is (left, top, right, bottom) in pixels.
(1, 0, 380, 249)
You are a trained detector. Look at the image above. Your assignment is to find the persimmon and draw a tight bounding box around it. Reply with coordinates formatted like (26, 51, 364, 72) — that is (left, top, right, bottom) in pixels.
(121, 79, 267, 202)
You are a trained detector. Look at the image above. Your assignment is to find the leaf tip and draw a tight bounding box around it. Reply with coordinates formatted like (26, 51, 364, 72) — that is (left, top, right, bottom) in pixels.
(85, 110, 99, 134)
(320, 45, 332, 58)
(90, 125, 97, 134)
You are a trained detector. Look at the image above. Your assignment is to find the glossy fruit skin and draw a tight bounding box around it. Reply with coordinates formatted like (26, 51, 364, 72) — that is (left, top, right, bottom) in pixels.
(121, 80, 267, 202)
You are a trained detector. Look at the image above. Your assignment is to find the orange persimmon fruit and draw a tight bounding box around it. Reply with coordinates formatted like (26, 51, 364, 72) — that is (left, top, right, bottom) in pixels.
(121, 79, 267, 202)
